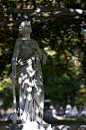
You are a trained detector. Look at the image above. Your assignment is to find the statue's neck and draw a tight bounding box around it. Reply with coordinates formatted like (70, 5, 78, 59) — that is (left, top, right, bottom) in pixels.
(22, 33, 31, 40)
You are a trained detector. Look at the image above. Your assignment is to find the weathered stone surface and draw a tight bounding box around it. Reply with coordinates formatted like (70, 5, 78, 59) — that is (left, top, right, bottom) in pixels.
(7, 121, 53, 130)
(8, 124, 23, 130)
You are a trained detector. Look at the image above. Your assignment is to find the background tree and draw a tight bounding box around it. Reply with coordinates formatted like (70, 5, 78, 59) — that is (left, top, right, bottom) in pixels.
(0, 0, 86, 109)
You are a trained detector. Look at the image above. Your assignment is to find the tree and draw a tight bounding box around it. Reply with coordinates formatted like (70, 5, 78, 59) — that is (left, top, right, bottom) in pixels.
(0, 0, 86, 109)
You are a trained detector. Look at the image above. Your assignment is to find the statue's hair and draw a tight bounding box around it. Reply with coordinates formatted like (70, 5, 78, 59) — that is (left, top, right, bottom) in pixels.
(19, 21, 31, 35)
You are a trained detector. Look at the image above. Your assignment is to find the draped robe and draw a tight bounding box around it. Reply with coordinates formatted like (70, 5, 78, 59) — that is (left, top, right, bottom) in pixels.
(12, 38, 47, 122)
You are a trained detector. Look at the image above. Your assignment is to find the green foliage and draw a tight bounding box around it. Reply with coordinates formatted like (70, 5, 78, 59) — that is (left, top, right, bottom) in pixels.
(0, 78, 13, 110)
(0, 0, 86, 109)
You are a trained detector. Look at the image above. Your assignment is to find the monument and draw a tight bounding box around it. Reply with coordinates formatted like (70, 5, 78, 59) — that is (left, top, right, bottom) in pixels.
(9, 21, 53, 130)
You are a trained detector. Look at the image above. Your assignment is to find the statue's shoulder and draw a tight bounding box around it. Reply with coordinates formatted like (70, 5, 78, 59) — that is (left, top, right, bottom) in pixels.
(16, 38, 22, 45)
(32, 39, 38, 44)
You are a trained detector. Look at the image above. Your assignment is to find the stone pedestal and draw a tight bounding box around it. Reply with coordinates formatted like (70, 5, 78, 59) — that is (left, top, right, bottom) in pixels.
(7, 124, 23, 130)
(7, 121, 53, 130)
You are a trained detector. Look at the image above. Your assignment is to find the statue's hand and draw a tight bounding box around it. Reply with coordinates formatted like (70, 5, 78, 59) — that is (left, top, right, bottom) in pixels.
(12, 71, 16, 78)
(9, 72, 16, 80)
(10, 112, 18, 124)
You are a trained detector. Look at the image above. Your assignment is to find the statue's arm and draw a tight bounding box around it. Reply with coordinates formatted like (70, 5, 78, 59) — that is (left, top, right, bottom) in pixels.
(31, 39, 47, 64)
(11, 38, 20, 76)
(41, 49, 47, 65)
(34, 40, 47, 65)
(37, 45, 43, 61)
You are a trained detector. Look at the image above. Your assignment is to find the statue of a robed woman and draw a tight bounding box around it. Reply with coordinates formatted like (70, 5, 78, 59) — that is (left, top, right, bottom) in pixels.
(10, 20, 47, 123)
(9, 21, 53, 130)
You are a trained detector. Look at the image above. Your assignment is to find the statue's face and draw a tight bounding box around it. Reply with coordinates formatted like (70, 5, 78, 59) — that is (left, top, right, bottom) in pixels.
(23, 25, 32, 34)
(19, 21, 32, 35)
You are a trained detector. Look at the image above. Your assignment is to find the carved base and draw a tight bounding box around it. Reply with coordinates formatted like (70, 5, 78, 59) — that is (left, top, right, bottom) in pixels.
(7, 124, 23, 130)
(7, 121, 53, 130)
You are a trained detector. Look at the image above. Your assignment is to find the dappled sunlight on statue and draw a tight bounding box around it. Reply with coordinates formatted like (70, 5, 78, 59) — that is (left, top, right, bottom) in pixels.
(9, 20, 53, 130)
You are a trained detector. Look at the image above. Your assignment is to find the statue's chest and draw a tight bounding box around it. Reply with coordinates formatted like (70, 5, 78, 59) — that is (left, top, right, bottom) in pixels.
(20, 40, 33, 55)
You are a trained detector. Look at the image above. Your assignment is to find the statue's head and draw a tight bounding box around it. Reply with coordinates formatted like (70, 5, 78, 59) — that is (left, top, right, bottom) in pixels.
(19, 20, 32, 35)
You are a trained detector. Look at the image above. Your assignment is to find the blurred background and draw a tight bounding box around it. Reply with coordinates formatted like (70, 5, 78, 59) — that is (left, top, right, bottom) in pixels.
(1, 0, 86, 129)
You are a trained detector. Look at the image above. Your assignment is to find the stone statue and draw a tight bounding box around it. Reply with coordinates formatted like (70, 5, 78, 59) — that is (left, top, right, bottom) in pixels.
(9, 21, 53, 130)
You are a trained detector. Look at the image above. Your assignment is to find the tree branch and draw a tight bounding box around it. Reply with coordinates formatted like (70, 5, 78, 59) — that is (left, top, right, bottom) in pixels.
(0, 6, 86, 25)
(0, 6, 86, 15)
